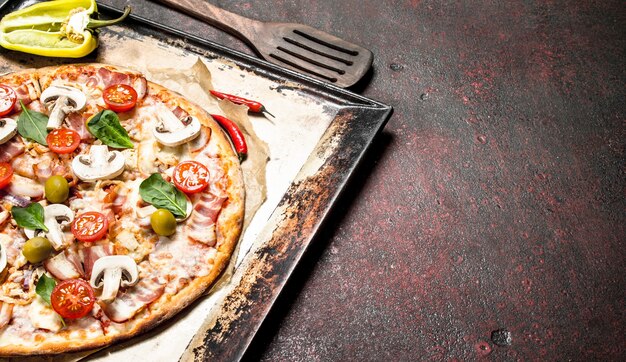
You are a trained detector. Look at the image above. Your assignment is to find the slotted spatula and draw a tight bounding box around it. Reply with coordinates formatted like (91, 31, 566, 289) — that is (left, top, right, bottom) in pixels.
(153, 0, 373, 87)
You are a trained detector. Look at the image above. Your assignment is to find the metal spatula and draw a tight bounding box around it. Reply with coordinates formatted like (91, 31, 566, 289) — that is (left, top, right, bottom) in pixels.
(154, 0, 373, 88)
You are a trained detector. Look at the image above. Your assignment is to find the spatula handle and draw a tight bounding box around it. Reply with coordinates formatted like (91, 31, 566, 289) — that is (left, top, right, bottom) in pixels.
(154, 0, 260, 42)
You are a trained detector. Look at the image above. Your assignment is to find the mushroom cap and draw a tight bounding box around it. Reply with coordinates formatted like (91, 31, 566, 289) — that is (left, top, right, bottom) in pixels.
(153, 103, 201, 147)
(0, 118, 17, 145)
(72, 145, 126, 182)
(90, 255, 139, 289)
(40, 85, 87, 111)
(24, 204, 74, 249)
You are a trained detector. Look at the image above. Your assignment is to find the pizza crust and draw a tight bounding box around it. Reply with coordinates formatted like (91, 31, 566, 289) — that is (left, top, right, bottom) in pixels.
(0, 64, 245, 356)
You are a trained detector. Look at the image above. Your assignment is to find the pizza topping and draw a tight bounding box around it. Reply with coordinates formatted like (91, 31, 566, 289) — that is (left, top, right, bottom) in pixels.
(139, 173, 188, 219)
(46, 128, 81, 154)
(17, 101, 49, 146)
(153, 103, 201, 147)
(51, 278, 95, 319)
(40, 85, 87, 129)
(0, 243, 6, 274)
(72, 145, 126, 182)
(43, 250, 84, 281)
(7, 174, 44, 198)
(173, 161, 210, 194)
(22, 237, 53, 264)
(87, 110, 134, 149)
(150, 209, 177, 236)
(0, 162, 13, 189)
(101, 277, 165, 323)
(185, 192, 227, 246)
(0, 85, 17, 117)
(0, 118, 17, 145)
(12, 203, 48, 233)
(44, 175, 70, 203)
(0, 137, 25, 163)
(72, 211, 108, 243)
(0, 302, 13, 330)
(24, 204, 75, 251)
(81, 244, 113, 278)
(29, 295, 64, 332)
(103, 84, 138, 113)
(90, 255, 139, 303)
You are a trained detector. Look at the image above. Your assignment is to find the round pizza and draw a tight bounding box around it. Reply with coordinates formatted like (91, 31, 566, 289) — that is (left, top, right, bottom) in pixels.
(0, 64, 244, 355)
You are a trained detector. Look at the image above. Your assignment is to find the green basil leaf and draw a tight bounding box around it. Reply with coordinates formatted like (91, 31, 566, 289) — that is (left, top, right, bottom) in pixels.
(11, 202, 48, 232)
(35, 274, 56, 305)
(139, 173, 187, 218)
(17, 101, 49, 146)
(87, 110, 134, 149)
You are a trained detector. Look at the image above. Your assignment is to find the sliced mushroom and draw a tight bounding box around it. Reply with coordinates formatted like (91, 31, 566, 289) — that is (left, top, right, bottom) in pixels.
(89, 255, 139, 303)
(25, 204, 74, 250)
(40, 85, 87, 129)
(0, 118, 17, 144)
(72, 145, 126, 182)
(153, 103, 201, 147)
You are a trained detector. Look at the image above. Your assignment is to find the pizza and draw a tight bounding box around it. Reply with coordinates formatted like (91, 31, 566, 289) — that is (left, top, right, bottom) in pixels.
(0, 64, 245, 355)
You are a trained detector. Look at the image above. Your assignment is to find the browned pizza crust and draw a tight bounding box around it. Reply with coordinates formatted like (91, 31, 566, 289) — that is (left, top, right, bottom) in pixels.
(0, 64, 245, 356)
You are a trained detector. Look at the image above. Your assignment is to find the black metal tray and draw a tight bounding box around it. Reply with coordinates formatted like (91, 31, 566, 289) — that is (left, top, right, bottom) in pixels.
(0, 1, 392, 360)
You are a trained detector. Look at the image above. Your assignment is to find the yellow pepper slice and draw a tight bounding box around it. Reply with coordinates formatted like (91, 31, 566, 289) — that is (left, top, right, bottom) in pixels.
(0, 0, 129, 58)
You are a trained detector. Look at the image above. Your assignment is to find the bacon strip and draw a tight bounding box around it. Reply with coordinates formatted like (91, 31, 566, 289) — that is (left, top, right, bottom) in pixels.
(0, 302, 13, 329)
(66, 112, 93, 140)
(44, 249, 85, 280)
(0, 138, 25, 163)
(81, 244, 113, 278)
(102, 278, 165, 323)
(97, 68, 147, 100)
(185, 192, 226, 246)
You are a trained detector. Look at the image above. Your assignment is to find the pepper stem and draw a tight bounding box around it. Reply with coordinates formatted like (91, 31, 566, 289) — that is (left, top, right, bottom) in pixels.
(87, 6, 131, 30)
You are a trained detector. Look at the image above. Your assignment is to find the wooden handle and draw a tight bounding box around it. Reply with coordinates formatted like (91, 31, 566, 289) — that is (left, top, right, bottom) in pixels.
(154, 0, 261, 42)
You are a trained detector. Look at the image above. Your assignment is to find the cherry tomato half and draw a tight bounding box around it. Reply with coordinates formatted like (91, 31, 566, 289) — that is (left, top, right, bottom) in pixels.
(46, 128, 81, 154)
(71, 211, 109, 242)
(51, 279, 95, 319)
(103, 84, 138, 112)
(0, 163, 13, 189)
(0, 85, 17, 117)
(173, 160, 210, 194)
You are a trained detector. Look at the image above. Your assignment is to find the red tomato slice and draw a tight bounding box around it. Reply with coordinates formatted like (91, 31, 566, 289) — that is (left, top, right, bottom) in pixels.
(51, 279, 95, 319)
(72, 211, 109, 242)
(103, 84, 138, 112)
(46, 128, 81, 154)
(0, 85, 17, 117)
(173, 160, 210, 194)
(0, 163, 13, 189)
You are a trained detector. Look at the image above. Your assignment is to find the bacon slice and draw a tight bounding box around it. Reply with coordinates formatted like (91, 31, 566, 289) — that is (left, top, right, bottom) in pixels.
(0, 302, 13, 329)
(91, 303, 111, 334)
(133, 76, 147, 100)
(0, 138, 25, 163)
(66, 112, 93, 140)
(101, 278, 165, 323)
(81, 244, 113, 278)
(43, 249, 85, 280)
(185, 192, 227, 246)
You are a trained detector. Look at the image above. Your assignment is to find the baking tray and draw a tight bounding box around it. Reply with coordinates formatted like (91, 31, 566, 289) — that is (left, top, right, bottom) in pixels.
(0, 1, 392, 360)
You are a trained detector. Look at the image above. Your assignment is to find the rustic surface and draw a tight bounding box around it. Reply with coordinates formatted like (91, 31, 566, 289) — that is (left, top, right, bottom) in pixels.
(102, 0, 625, 360)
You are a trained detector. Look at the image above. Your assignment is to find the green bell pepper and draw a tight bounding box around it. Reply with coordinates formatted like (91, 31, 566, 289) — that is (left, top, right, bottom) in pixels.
(0, 0, 130, 58)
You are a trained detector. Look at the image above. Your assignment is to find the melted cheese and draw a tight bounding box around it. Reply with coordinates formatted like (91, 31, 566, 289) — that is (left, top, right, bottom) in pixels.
(28, 296, 63, 332)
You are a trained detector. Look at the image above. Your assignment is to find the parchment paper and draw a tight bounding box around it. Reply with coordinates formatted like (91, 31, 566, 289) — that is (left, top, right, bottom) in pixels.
(0, 25, 337, 361)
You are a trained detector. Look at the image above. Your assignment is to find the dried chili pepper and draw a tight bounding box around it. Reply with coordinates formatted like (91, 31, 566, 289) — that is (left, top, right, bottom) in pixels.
(211, 114, 247, 162)
(209, 90, 275, 118)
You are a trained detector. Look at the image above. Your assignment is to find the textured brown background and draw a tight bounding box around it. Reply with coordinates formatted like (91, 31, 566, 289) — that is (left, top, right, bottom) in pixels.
(101, 1, 625, 360)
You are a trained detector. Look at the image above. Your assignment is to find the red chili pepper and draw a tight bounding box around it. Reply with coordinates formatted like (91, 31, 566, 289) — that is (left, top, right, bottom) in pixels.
(210, 90, 275, 118)
(211, 114, 248, 162)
